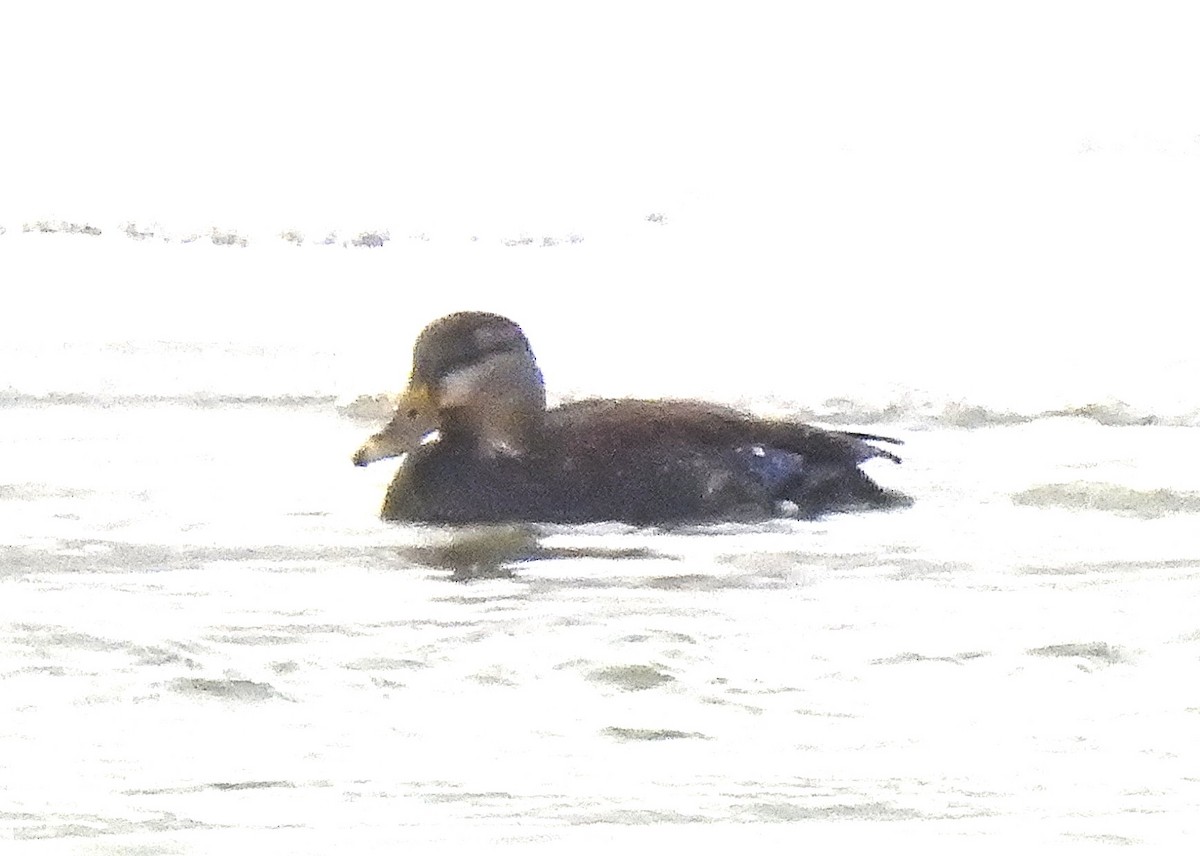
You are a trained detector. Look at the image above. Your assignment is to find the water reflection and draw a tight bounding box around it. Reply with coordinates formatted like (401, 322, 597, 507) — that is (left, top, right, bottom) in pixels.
(395, 524, 676, 581)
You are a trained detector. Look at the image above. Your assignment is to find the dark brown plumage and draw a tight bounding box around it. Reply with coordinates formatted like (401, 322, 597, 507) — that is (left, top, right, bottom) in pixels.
(353, 312, 908, 524)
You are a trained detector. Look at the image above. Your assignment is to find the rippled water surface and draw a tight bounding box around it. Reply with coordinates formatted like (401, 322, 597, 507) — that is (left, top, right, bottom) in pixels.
(7, 0, 1200, 847)
(3, 403, 1199, 852)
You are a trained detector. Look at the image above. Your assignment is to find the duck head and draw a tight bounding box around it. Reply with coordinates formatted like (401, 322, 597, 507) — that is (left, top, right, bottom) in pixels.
(352, 312, 547, 466)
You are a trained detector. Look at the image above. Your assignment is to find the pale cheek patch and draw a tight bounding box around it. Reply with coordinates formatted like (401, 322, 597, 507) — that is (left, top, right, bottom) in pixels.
(439, 363, 489, 407)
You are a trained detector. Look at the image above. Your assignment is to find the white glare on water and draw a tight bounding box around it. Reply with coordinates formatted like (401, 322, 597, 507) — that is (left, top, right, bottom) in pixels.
(3, 1, 1200, 851)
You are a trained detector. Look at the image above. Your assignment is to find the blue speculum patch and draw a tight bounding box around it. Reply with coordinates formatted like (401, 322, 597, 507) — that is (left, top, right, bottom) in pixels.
(735, 445, 806, 492)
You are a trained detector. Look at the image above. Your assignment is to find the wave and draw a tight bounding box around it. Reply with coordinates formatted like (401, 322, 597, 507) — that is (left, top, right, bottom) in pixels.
(623, 395, 1200, 429)
(344, 392, 1200, 428)
(5, 389, 1198, 429)
(1012, 483, 1200, 518)
(0, 391, 338, 409)
(803, 399, 1198, 428)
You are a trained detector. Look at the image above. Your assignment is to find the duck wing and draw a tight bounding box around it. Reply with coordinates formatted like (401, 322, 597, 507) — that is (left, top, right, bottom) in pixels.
(547, 398, 902, 465)
(542, 398, 905, 521)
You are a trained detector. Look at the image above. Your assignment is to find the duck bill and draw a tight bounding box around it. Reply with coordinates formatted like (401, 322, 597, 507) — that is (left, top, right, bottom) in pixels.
(351, 383, 439, 466)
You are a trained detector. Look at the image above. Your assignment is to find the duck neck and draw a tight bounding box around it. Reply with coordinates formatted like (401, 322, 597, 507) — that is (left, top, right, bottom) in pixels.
(444, 382, 547, 458)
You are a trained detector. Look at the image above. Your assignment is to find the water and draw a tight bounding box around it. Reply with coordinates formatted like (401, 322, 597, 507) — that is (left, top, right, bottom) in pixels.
(7, 0, 1200, 846)
(3, 226, 1200, 851)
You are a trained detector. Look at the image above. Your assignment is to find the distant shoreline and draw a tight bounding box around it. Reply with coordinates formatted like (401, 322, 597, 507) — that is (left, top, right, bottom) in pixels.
(0, 216, 676, 248)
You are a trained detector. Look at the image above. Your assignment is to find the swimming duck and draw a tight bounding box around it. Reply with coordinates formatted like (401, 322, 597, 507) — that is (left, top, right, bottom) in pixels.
(353, 311, 908, 524)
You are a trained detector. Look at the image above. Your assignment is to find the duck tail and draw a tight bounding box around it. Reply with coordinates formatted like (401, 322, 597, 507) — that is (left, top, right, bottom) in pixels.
(841, 431, 903, 465)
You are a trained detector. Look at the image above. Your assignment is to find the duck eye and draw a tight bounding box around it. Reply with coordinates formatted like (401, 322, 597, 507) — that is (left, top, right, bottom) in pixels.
(406, 408, 419, 420)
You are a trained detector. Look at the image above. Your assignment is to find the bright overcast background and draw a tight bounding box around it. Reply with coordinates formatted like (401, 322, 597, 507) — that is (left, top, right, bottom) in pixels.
(2, 1, 1198, 407)
(5, 1, 1198, 233)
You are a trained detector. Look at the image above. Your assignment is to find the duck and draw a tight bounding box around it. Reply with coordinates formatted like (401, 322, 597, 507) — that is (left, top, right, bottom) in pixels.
(352, 311, 909, 525)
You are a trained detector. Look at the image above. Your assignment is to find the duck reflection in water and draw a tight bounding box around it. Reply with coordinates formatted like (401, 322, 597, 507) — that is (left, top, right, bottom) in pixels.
(353, 311, 909, 527)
